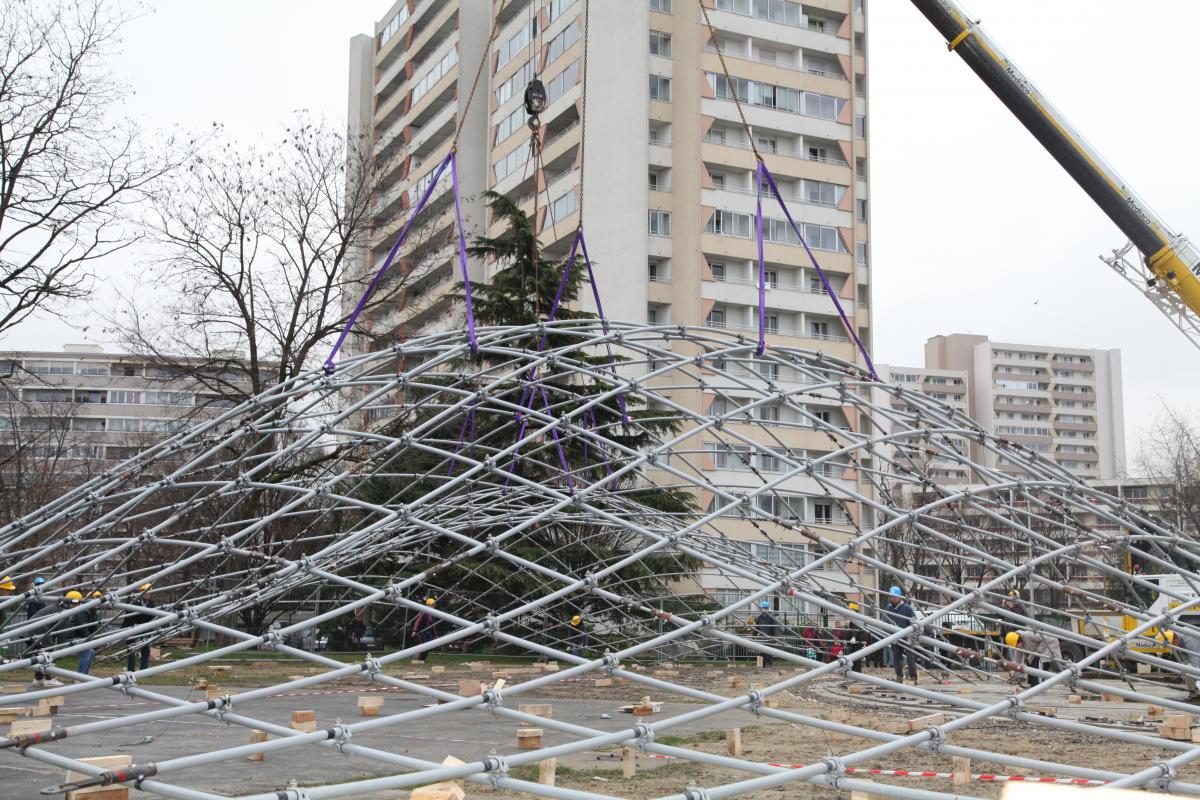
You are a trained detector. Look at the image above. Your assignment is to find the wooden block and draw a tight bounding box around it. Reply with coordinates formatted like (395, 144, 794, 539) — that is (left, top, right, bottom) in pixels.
(632, 703, 655, 716)
(539, 757, 557, 786)
(958, 685, 973, 695)
(431, 665, 446, 673)
(1068, 695, 1082, 704)
(193, 679, 208, 690)
(1148, 704, 1165, 717)
(1136, 662, 1152, 674)
(9, 716, 51, 737)
(66, 754, 133, 799)
(291, 709, 316, 724)
(290, 720, 318, 733)
(953, 756, 971, 787)
(1191, 728, 1200, 744)
(206, 688, 223, 701)
(359, 704, 381, 717)
(358, 695, 385, 710)
(409, 783, 465, 800)
(906, 712, 946, 732)
(1101, 692, 1124, 703)
(150, 647, 162, 661)
(1, 685, 25, 694)
(441, 756, 466, 791)
(45, 695, 65, 708)
(516, 727, 543, 749)
(287, 674, 305, 682)
(847, 684, 865, 695)
(458, 679, 482, 697)
(727, 728, 743, 757)
(728, 676, 743, 689)
(211, 665, 232, 673)
(518, 703, 553, 719)
(491, 678, 506, 693)
(1025, 706, 1056, 717)
(492, 670, 510, 679)
(247, 730, 267, 761)
(594, 678, 613, 688)
(1165, 713, 1193, 728)
(0, 707, 25, 723)
(623, 746, 636, 779)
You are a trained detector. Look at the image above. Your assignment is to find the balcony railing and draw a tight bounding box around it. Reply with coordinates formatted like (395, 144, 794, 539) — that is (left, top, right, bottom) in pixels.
(703, 45, 847, 81)
(709, 274, 830, 297)
(702, 318, 849, 343)
(712, 183, 838, 209)
(703, 134, 849, 166)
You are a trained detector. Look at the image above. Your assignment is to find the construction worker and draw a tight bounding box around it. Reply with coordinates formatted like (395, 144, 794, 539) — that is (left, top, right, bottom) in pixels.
(999, 590, 1031, 662)
(27, 592, 86, 686)
(73, 591, 100, 676)
(1005, 629, 1063, 687)
(568, 614, 587, 658)
(753, 600, 779, 667)
(1166, 626, 1200, 701)
(845, 602, 868, 672)
(412, 597, 438, 663)
(122, 583, 155, 672)
(885, 586, 918, 683)
(25, 576, 46, 620)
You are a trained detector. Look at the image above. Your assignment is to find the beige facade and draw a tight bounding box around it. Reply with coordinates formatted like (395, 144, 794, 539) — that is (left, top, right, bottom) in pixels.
(0, 345, 243, 464)
(349, 0, 874, 614)
(926, 334, 1126, 481)
(873, 364, 971, 484)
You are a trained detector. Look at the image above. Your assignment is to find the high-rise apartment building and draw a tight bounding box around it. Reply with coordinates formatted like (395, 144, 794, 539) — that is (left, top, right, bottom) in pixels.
(349, 0, 871, 356)
(349, 0, 874, 615)
(872, 364, 972, 484)
(925, 334, 1126, 481)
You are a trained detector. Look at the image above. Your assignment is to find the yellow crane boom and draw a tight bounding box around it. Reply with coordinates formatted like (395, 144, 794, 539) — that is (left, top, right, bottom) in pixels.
(908, 0, 1200, 348)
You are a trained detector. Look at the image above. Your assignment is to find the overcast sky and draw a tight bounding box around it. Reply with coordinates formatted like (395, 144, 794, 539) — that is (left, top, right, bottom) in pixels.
(15, 0, 1200, 469)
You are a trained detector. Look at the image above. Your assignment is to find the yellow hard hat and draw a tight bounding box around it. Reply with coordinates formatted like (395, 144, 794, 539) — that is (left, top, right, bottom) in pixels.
(65, 590, 83, 602)
(1007, 591, 1019, 598)
(0, 576, 14, 591)
(425, 597, 436, 606)
(1005, 631, 1021, 648)
(571, 615, 581, 625)
(1157, 630, 1176, 645)
(847, 602, 860, 611)
(137, 583, 152, 592)
(91, 591, 103, 599)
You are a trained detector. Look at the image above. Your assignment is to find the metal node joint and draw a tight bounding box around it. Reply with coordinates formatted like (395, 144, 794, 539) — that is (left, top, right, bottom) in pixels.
(330, 725, 353, 754)
(633, 724, 655, 752)
(484, 754, 509, 786)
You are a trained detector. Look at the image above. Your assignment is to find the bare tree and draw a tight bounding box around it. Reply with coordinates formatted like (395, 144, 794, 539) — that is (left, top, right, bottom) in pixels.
(1138, 405, 1200, 536)
(0, 0, 167, 335)
(108, 115, 449, 408)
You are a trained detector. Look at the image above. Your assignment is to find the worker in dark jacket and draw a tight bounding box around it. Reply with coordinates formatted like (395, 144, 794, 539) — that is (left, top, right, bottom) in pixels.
(885, 586, 918, 682)
(412, 597, 438, 662)
(845, 602, 870, 672)
(754, 600, 780, 667)
(568, 614, 587, 658)
(122, 583, 155, 672)
(25, 576, 46, 620)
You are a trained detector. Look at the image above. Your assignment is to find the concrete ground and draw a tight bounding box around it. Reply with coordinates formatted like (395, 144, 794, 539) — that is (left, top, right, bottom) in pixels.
(2, 683, 776, 798)
(4, 667, 1199, 799)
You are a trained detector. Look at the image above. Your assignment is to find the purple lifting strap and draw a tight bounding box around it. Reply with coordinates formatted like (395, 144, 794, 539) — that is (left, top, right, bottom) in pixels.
(324, 150, 478, 375)
(755, 161, 879, 380)
(755, 162, 767, 356)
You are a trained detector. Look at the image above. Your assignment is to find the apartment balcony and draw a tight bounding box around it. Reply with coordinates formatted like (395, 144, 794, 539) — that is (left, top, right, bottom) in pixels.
(701, 187, 848, 229)
(706, 7, 849, 57)
(702, 276, 844, 316)
(701, 136, 849, 184)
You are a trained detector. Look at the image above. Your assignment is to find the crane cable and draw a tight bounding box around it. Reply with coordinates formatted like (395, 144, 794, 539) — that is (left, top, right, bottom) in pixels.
(450, 0, 510, 154)
(699, 1, 761, 164)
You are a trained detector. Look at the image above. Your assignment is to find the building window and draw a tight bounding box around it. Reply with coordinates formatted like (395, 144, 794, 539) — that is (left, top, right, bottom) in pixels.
(548, 0, 577, 22)
(380, 5, 409, 46)
(496, 60, 534, 105)
(411, 48, 459, 106)
(649, 74, 672, 102)
(73, 417, 105, 432)
(710, 172, 726, 190)
(498, 20, 537, 70)
(709, 261, 726, 281)
(495, 105, 528, 145)
(650, 0, 671, 11)
(647, 307, 657, 324)
(109, 390, 143, 405)
(545, 59, 580, 104)
(856, 241, 868, 266)
(764, 269, 778, 288)
(77, 362, 109, 376)
(855, 114, 867, 138)
(813, 502, 833, 524)
(545, 22, 580, 66)
(706, 308, 726, 328)
(810, 321, 830, 339)
(543, 190, 578, 229)
(648, 210, 672, 236)
(25, 360, 73, 375)
(714, 0, 802, 27)
(856, 198, 867, 222)
(24, 389, 71, 403)
(649, 31, 672, 57)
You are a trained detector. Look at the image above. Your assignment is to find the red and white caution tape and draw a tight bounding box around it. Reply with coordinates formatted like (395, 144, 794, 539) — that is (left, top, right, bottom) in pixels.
(646, 754, 1103, 785)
